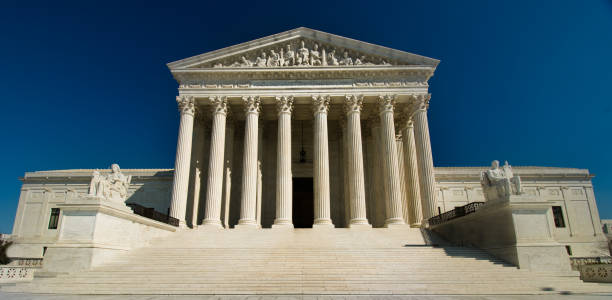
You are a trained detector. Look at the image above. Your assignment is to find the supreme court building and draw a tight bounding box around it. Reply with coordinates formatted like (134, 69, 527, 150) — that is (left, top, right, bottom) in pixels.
(3, 28, 611, 295)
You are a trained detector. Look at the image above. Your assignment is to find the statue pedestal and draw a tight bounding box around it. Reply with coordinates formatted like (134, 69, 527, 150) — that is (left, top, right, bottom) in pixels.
(65, 195, 134, 213)
(41, 196, 176, 274)
(431, 195, 572, 272)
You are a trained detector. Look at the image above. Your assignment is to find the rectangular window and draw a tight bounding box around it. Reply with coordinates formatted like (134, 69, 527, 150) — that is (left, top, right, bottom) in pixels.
(48, 208, 60, 229)
(552, 206, 565, 228)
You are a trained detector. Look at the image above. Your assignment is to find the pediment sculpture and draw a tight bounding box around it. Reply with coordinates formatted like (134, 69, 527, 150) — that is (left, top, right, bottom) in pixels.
(88, 164, 132, 204)
(210, 40, 394, 68)
(480, 160, 522, 202)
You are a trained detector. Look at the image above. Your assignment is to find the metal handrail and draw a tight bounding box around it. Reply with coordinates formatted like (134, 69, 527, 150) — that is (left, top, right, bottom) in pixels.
(428, 202, 485, 226)
(126, 203, 179, 227)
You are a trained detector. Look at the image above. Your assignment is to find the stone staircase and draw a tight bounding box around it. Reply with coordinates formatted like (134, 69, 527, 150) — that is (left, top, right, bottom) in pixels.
(3, 227, 612, 295)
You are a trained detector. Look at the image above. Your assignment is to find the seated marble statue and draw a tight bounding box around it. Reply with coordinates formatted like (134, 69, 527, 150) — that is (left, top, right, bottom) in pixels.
(88, 164, 132, 203)
(480, 160, 522, 202)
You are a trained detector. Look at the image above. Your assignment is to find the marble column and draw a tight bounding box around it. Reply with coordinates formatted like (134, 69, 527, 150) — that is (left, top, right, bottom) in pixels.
(237, 96, 261, 228)
(399, 115, 423, 227)
(378, 95, 406, 226)
(395, 133, 408, 223)
(344, 95, 371, 228)
(369, 115, 386, 227)
(312, 96, 334, 228)
(170, 96, 196, 227)
(202, 97, 228, 228)
(411, 94, 438, 221)
(273, 96, 294, 228)
(190, 109, 208, 227)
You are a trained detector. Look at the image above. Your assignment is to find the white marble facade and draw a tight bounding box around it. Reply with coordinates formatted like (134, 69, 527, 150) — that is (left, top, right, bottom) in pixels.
(6, 28, 608, 259)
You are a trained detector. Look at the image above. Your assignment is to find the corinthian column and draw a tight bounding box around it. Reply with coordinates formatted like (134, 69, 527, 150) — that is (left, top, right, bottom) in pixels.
(312, 96, 334, 228)
(378, 95, 406, 226)
(202, 96, 228, 228)
(344, 95, 371, 228)
(236, 96, 261, 228)
(273, 96, 294, 228)
(170, 96, 196, 227)
(411, 94, 438, 221)
(399, 114, 423, 227)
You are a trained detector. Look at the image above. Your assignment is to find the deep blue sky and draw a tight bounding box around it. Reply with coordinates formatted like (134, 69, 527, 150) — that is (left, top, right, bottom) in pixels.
(1, 1, 611, 233)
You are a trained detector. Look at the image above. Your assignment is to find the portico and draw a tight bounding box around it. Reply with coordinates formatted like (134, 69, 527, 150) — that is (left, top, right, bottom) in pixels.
(168, 94, 437, 229)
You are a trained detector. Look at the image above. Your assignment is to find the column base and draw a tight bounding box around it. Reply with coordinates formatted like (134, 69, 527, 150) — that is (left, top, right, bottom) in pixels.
(272, 219, 294, 229)
(410, 222, 422, 228)
(271, 224, 294, 229)
(349, 219, 372, 229)
(313, 219, 334, 229)
(235, 219, 260, 229)
(384, 218, 406, 227)
(312, 223, 335, 229)
(177, 220, 188, 229)
(198, 222, 224, 230)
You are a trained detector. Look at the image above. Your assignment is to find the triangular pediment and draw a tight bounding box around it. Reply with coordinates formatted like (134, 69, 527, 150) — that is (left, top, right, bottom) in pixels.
(167, 27, 439, 70)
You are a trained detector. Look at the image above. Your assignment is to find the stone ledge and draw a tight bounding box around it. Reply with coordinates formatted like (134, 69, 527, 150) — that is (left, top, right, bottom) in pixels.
(58, 199, 176, 232)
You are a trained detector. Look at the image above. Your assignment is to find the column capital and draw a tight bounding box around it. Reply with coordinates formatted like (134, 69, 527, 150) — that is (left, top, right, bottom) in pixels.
(176, 96, 195, 116)
(344, 94, 363, 115)
(312, 95, 330, 115)
(275, 96, 294, 115)
(242, 96, 261, 115)
(407, 94, 431, 116)
(378, 94, 397, 114)
(210, 96, 228, 116)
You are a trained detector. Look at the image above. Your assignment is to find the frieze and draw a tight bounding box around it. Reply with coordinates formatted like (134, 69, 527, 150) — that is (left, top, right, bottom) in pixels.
(179, 79, 428, 89)
(206, 39, 397, 69)
(173, 68, 434, 84)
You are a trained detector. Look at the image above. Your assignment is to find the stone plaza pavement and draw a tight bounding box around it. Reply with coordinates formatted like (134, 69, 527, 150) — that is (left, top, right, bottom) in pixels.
(2, 292, 612, 300)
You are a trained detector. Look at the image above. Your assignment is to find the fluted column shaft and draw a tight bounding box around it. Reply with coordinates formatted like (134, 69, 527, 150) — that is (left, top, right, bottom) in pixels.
(202, 97, 228, 227)
(412, 95, 438, 221)
(312, 96, 334, 227)
(401, 118, 423, 227)
(378, 95, 406, 226)
(344, 95, 370, 227)
(237, 96, 261, 228)
(273, 96, 294, 228)
(170, 96, 196, 227)
(190, 113, 208, 227)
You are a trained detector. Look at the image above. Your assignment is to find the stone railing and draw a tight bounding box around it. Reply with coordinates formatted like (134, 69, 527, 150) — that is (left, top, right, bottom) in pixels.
(580, 264, 612, 283)
(0, 263, 38, 283)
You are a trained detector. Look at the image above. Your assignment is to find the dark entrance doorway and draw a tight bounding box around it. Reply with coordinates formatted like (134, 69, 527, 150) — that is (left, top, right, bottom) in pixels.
(292, 177, 314, 228)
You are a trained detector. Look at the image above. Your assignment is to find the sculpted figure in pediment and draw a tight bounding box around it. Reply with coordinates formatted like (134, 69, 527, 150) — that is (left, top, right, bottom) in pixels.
(354, 55, 365, 65)
(267, 49, 280, 67)
(328, 49, 339, 66)
(339, 51, 353, 65)
(284, 44, 295, 66)
(254, 52, 267, 67)
(310, 43, 322, 66)
(297, 40, 309, 65)
(240, 56, 253, 67)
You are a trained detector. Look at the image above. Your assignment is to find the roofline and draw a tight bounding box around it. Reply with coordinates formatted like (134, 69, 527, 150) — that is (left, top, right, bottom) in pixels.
(166, 27, 440, 69)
